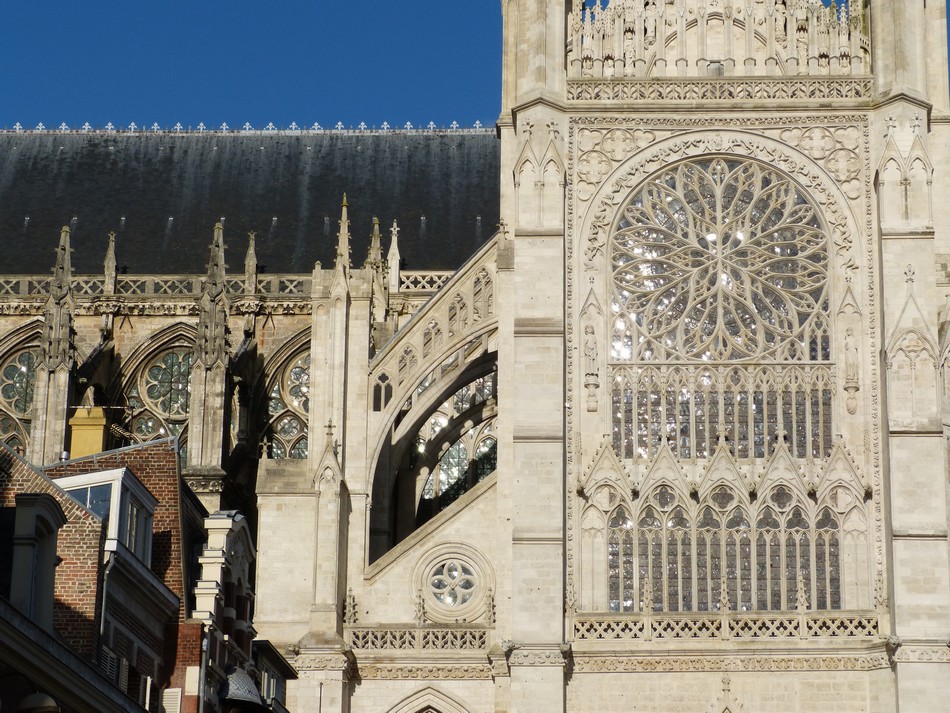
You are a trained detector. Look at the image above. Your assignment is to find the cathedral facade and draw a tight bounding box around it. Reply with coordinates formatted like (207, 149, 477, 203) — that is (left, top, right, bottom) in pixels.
(1, 1, 949, 711)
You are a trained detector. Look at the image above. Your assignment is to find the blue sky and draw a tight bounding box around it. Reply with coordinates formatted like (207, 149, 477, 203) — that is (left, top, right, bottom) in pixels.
(0, 2, 503, 130)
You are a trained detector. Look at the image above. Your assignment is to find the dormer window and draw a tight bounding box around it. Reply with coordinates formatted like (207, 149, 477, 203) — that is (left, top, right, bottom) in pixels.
(60, 468, 157, 566)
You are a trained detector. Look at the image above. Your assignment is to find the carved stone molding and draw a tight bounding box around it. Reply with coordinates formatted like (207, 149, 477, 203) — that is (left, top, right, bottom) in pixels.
(893, 646, 950, 664)
(567, 78, 872, 103)
(293, 652, 355, 674)
(508, 648, 567, 668)
(355, 664, 492, 680)
(572, 653, 891, 673)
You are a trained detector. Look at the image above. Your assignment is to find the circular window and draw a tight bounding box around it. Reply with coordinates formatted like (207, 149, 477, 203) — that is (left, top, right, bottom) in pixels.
(610, 156, 829, 363)
(429, 559, 477, 607)
(412, 544, 493, 623)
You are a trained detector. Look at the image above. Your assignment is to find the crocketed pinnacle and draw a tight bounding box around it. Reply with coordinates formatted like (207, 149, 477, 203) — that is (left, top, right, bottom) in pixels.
(336, 194, 352, 271)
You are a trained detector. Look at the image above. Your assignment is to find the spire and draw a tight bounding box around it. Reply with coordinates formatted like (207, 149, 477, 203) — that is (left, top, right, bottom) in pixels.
(335, 194, 351, 272)
(365, 216, 383, 268)
(387, 219, 401, 294)
(244, 231, 258, 294)
(42, 226, 76, 370)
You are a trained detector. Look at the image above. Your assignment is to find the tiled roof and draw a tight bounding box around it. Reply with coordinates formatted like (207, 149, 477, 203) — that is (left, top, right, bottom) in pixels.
(0, 130, 500, 274)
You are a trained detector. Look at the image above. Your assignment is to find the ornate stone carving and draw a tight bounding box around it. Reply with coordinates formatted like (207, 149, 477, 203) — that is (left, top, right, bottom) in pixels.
(568, 78, 872, 102)
(356, 664, 492, 680)
(347, 627, 487, 651)
(571, 653, 891, 673)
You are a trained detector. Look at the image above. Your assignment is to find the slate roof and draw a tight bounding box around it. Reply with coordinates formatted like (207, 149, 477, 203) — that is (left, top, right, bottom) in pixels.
(0, 130, 500, 275)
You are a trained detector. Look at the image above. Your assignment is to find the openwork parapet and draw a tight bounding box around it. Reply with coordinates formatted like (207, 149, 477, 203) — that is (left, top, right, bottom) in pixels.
(574, 612, 879, 641)
(347, 627, 487, 651)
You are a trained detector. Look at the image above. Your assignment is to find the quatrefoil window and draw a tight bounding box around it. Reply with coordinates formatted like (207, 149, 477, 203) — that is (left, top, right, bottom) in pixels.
(429, 559, 477, 607)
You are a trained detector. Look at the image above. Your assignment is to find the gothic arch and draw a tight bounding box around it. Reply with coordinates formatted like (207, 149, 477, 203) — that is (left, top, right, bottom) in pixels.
(386, 687, 469, 713)
(0, 320, 44, 453)
(250, 327, 312, 459)
(98, 323, 195, 453)
(110, 322, 198, 400)
(574, 130, 872, 616)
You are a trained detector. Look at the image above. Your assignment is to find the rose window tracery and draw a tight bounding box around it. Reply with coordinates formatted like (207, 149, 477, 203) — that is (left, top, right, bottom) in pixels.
(262, 352, 310, 459)
(609, 157, 833, 462)
(428, 559, 477, 607)
(612, 158, 829, 363)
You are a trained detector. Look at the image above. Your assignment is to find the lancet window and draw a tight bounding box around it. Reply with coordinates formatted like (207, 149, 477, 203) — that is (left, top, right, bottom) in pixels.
(610, 157, 832, 462)
(596, 483, 846, 613)
(0, 347, 38, 453)
(125, 348, 193, 453)
(262, 352, 310, 460)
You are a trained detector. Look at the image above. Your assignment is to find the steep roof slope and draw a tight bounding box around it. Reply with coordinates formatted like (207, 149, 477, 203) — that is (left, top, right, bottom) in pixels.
(0, 130, 500, 274)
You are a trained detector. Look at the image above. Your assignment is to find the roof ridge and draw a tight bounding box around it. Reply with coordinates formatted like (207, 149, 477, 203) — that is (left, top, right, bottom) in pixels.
(2, 120, 494, 135)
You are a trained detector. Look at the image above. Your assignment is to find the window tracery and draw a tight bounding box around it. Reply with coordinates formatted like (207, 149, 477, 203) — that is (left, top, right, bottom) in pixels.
(585, 156, 862, 615)
(262, 352, 310, 459)
(125, 348, 193, 453)
(415, 372, 498, 525)
(609, 157, 832, 462)
(0, 347, 38, 452)
(590, 482, 848, 614)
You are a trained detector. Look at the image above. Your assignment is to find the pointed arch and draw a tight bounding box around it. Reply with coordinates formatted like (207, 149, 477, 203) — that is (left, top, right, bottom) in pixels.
(0, 323, 43, 454)
(386, 687, 469, 713)
(108, 322, 197, 452)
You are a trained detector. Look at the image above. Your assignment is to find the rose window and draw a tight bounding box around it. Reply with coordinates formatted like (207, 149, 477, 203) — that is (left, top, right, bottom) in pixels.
(612, 157, 829, 363)
(610, 158, 833, 461)
(428, 559, 477, 607)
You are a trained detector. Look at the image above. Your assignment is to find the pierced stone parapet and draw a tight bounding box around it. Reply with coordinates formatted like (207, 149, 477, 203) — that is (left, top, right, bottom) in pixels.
(574, 611, 879, 642)
(346, 626, 488, 651)
(399, 271, 454, 292)
(0, 271, 451, 300)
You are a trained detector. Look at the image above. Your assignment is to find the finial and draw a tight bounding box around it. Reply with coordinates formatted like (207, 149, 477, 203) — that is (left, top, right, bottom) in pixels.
(244, 231, 258, 294)
(341, 193, 348, 208)
(51, 225, 73, 297)
(387, 220, 401, 293)
(325, 419, 335, 438)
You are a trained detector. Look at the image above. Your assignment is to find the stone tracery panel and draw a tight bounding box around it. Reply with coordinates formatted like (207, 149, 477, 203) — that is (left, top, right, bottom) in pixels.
(0, 346, 39, 453)
(261, 350, 311, 459)
(609, 156, 832, 462)
(567, 121, 876, 621)
(125, 347, 193, 451)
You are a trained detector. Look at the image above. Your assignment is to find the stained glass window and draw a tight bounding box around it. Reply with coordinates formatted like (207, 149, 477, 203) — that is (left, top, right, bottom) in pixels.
(123, 348, 193, 454)
(262, 353, 310, 460)
(0, 347, 38, 452)
(605, 484, 843, 612)
(610, 157, 832, 461)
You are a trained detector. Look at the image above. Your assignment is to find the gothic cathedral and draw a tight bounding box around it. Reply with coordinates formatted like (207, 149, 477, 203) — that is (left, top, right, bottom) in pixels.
(0, 1, 948, 711)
